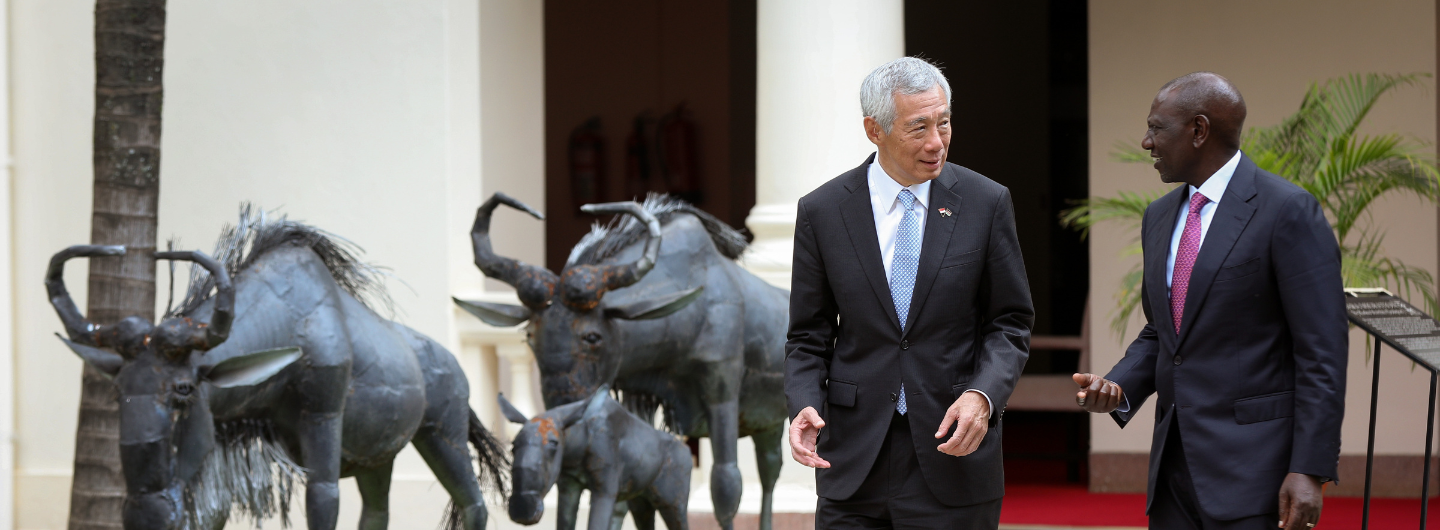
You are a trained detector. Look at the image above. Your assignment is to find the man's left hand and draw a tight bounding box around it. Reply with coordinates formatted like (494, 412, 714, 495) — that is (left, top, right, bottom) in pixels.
(1277, 473, 1323, 529)
(935, 391, 989, 456)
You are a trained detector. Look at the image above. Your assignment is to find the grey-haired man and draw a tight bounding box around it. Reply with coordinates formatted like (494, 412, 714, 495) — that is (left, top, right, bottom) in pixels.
(784, 56, 1034, 528)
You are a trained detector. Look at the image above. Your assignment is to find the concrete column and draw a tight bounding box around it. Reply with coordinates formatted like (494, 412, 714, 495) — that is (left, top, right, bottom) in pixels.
(744, 0, 905, 287)
(497, 343, 538, 437)
(0, 1, 14, 526)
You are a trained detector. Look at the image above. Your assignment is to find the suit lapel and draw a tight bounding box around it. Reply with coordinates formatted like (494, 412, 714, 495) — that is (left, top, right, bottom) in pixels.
(902, 168, 961, 339)
(1147, 186, 1185, 344)
(1176, 155, 1258, 346)
(838, 156, 902, 334)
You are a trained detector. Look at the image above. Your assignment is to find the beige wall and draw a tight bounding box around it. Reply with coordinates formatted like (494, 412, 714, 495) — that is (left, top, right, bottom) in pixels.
(1088, 0, 1439, 464)
(8, 0, 545, 528)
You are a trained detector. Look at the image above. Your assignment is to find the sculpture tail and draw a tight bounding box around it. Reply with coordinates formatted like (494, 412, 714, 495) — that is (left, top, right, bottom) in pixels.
(439, 409, 510, 530)
(468, 406, 511, 499)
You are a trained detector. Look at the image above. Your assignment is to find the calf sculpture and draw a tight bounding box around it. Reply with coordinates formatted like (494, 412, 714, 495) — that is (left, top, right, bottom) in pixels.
(49, 209, 508, 530)
(500, 387, 691, 530)
(455, 193, 789, 530)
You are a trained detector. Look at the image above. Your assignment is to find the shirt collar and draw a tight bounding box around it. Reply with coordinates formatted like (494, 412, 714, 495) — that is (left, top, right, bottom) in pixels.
(1191, 150, 1242, 204)
(868, 157, 931, 213)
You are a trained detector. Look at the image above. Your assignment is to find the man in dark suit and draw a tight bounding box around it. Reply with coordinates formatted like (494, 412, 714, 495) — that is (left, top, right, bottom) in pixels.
(785, 56, 1034, 528)
(1074, 72, 1347, 530)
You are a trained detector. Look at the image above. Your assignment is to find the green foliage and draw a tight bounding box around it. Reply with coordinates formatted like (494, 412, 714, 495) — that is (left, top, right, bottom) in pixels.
(1063, 73, 1440, 339)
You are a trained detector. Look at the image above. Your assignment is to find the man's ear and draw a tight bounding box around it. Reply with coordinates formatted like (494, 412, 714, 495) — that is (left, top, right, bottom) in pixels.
(201, 347, 302, 388)
(603, 286, 703, 321)
(1191, 114, 1211, 148)
(498, 393, 530, 424)
(454, 297, 532, 327)
(57, 334, 123, 378)
(863, 115, 884, 146)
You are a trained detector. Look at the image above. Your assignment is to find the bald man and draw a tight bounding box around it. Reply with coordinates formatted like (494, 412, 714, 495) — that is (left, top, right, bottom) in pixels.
(1073, 72, 1346, 530)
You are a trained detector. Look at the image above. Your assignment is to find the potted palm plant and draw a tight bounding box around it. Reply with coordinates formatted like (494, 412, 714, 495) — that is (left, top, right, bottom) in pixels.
(1065, 73, 1440, 338)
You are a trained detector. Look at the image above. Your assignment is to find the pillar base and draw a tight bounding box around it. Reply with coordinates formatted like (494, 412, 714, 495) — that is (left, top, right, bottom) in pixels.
(743, 203, 798, 289)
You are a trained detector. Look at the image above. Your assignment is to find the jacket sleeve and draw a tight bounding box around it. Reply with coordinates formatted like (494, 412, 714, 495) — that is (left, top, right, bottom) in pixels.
(785, 197, 838, 420)
(1273, 191, 1346, 481)
(1106, 317, 1159, 428)
(1105, 206, 1160, 428)
(969, 189, 1035, 427)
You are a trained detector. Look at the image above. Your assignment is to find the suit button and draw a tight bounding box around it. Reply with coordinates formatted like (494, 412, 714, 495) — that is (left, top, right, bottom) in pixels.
(890, 392, 898, 402)
(901, 340, 910, 350)
(1173, 355, 1184, 366)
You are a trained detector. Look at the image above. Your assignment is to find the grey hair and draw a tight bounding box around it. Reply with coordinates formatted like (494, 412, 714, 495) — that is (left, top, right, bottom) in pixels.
(860, 57, 952, 133)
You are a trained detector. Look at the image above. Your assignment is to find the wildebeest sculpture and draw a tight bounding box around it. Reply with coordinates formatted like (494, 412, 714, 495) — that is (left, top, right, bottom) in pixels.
(455, 193, 789, 530)
(500, 386, 691, 530)
(48, 210, 508, 530)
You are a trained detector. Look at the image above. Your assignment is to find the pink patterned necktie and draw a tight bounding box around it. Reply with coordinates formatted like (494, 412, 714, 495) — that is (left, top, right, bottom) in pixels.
(1170, 191, 1210, 334)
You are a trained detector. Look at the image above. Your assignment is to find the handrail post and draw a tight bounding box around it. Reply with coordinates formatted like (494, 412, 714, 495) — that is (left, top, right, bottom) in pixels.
(1363, 338, 1382, 530)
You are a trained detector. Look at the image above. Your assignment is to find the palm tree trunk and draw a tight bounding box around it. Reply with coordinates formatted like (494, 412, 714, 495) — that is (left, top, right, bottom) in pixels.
(68, 1, 165, 528)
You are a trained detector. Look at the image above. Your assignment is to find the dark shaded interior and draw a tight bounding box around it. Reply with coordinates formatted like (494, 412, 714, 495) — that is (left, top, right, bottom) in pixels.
(543, 0, 757, 272)
(906, 0, 1090, 483)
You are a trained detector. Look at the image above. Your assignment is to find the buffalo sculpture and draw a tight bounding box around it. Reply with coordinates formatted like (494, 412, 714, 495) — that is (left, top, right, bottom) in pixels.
(500, 386, 691, 530)
(455, 193, 789, 530)
(48, 209, 508, 530)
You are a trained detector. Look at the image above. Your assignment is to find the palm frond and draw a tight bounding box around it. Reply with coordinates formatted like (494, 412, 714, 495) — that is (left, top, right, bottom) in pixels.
(1111, 141, 1152, 164)
(1111, 265, 1145, 339)
(1343, 230, 1440, 317)
(1059, 191, 1162, 239)
(1248, 73, 1429, 180)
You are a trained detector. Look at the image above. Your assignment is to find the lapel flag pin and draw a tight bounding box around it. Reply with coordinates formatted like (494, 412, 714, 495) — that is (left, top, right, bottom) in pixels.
(938, 207, 953, 217)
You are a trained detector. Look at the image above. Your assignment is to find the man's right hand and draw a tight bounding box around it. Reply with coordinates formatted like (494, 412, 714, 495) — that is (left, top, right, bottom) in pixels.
(1073, 373, 1124, 413)
(789, 407, 831, 468)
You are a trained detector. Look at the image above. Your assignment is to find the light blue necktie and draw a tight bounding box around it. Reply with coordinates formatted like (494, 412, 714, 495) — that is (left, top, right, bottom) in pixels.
(891, 189, 920, 415)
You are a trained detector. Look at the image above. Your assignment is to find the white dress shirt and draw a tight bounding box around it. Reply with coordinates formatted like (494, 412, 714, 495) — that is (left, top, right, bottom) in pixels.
(868, 159, 991, 414)
(868, 161, 930, 282)
(1166, 150, 1241, 295)
(1116, 150, 1241, 413)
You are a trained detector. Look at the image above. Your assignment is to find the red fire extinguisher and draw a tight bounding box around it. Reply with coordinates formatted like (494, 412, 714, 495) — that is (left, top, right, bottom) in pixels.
(657, 103, 701, 204)
(569, 117, 607, 212)
(625, 113, 657, 200)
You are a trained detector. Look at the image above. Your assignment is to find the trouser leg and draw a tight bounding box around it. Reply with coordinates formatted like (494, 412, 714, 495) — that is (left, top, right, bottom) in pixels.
(1149, 413, 1277, 530)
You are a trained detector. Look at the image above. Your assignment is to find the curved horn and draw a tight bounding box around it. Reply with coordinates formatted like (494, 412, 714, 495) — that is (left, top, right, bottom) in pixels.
(46, 245, 126, 342)
(472, 192, 558, 310)
(579, 201, 661, 291)
(156, 250, 233, 348)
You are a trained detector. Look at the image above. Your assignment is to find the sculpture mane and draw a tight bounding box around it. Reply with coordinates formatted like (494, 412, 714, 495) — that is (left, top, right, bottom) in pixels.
(183, 419, 306, 530)
(173, 204, 393, 318)
(566, 193, 748, 267)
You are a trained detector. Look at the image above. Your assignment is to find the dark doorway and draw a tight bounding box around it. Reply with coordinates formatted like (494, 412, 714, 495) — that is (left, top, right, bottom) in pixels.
(543, 0, 757, 272)
(905, 0, 1091, 483)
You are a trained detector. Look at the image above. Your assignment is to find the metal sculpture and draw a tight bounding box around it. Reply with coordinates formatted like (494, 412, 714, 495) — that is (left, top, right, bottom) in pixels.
(500, 387, 691, 530)
(48, 210, 508, 530)
(455, 193, 789, 530)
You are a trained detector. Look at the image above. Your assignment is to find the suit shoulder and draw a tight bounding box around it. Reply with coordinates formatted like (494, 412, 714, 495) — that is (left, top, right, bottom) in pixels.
(1251, 167, 1311, 201)
(1143, 185, 1187, 217)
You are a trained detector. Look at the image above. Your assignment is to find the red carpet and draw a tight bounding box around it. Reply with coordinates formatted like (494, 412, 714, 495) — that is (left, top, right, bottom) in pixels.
(1000, 484, 1440, 529)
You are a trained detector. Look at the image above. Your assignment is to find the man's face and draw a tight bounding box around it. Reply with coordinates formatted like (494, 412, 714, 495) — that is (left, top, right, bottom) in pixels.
(1141, 90, 1197, 184)
(869, 86, 951, 186)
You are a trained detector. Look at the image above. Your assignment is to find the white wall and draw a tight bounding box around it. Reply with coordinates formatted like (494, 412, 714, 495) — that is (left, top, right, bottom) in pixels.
(8, 0, 544, 528)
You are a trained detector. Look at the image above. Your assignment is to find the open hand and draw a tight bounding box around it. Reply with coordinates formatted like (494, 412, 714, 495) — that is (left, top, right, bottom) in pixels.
(1278, 473, 1322, 529)
(1073, 373, 1124, 413)
(789, 407, 830, 468)
(935, 391, 989, 456)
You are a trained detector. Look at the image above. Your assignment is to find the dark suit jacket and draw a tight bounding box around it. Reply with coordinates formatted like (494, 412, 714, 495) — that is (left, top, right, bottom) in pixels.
(1105, 153, 1347, 520)
(784, 154, 1034, 506)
